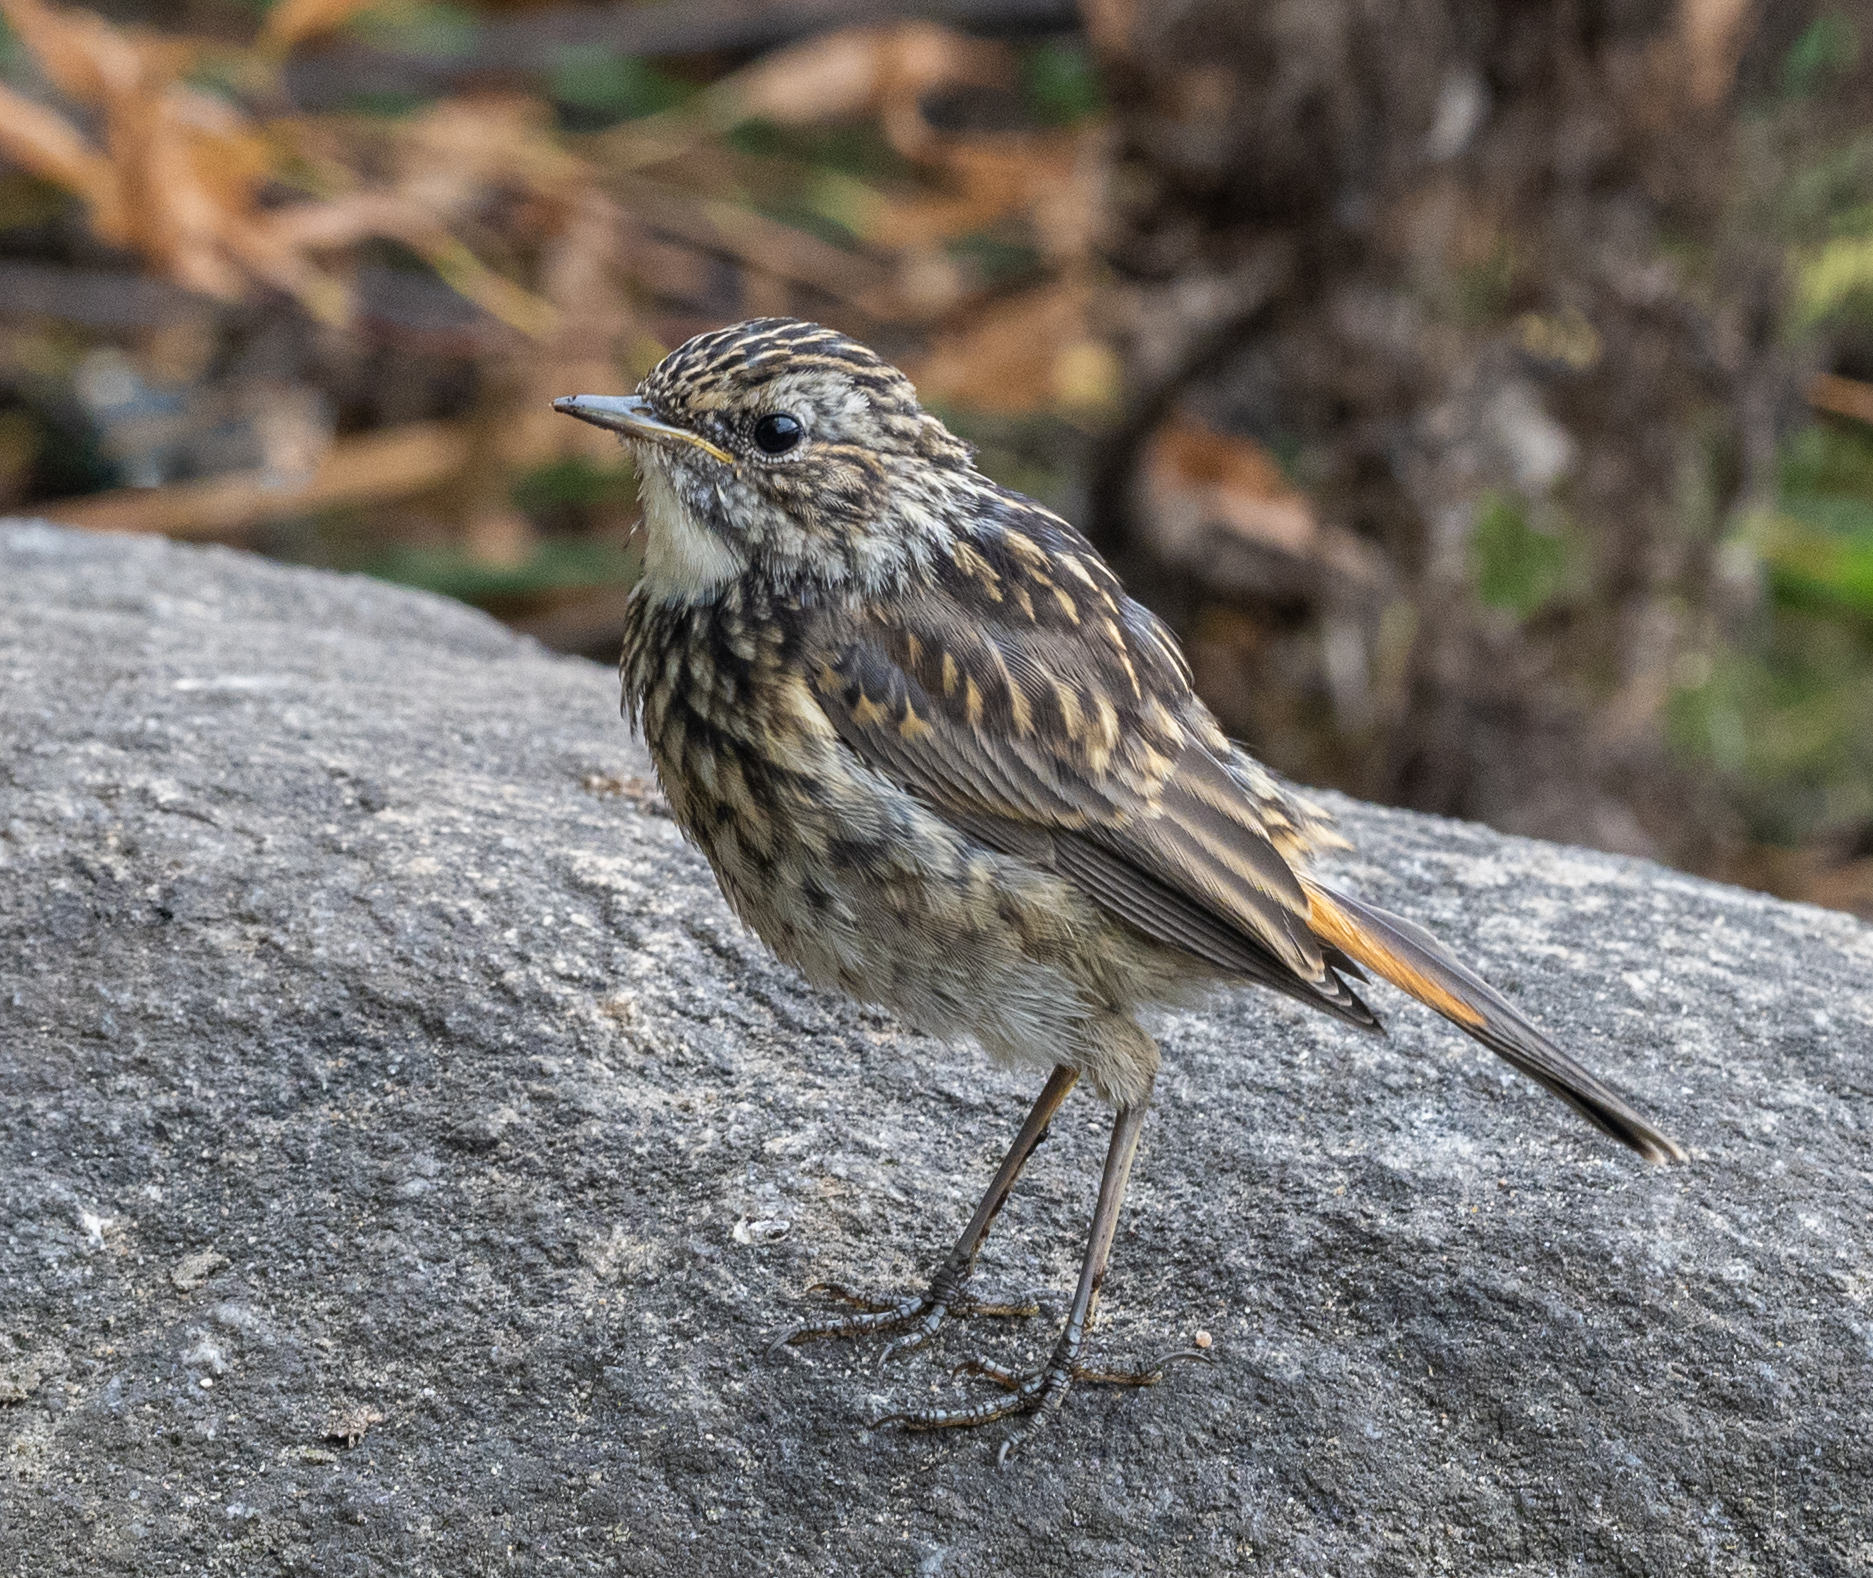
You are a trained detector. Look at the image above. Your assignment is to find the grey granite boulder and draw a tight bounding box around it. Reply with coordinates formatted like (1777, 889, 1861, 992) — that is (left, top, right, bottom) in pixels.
(1, 520, 1869, 1576)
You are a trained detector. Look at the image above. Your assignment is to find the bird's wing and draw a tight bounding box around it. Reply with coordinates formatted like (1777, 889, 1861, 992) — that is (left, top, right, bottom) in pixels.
(805, 488, 1685, 1164)
(806, 490, 1373, 1020)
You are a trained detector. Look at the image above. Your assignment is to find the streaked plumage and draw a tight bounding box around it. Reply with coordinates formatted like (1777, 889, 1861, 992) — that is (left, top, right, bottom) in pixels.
(557, 317, 1684, 1457)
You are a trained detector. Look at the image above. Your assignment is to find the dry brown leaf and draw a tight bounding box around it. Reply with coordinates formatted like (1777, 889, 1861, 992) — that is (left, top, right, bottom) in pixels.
(0, 0, 190, 109)
(1143, 416, 1387, 588)
(907, 280, 1114, 414)
(0, 81, 117, 209)
(871, 130, 1094, 256)
(711, 24, 1008, 144)
(1810, 371, 1873, 427)
(0, 0, 282, 299)
(604, 23, 1010, 174)
(124, 86, 271, 298)
(1150, 419, 1316, 556)
(258, 0, 378, 55)
(0, 3, 580, 327)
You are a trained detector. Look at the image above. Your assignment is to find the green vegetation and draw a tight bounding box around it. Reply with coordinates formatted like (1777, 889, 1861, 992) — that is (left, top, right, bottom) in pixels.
(1782, 14, 1861, 101)
(1470, 492, 1569, 618)
(365, 536, 635, 605)
(548, 50, 691, 126)
(511, 454, 637, 523)
(1021, 40, 1103, 126)
(348, 0, 479, 62)
(1668, 419, 1873, 847)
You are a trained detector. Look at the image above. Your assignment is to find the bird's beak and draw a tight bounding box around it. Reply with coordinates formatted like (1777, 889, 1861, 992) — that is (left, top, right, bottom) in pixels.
(551, 394, 733, 464)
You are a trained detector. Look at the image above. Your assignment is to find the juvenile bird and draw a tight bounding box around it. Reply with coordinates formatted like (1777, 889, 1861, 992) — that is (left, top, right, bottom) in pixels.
(555, 318, 1684, 1460)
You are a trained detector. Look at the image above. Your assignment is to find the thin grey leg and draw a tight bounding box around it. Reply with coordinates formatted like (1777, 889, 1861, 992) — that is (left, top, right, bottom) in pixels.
(874, 1075, 1207, 1459)
(778, 1064, 1080, 1355)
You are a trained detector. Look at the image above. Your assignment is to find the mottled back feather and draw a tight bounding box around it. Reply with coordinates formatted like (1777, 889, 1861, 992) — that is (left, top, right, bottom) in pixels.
(805, 480, 1370, 1018)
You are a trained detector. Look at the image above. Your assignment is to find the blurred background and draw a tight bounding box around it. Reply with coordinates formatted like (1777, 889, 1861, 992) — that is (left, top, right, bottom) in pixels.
(2, 0, 1872, 919)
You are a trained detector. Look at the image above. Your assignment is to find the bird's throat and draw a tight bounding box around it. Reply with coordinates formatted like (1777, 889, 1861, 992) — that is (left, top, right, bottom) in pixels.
(636, 462, 743, 602)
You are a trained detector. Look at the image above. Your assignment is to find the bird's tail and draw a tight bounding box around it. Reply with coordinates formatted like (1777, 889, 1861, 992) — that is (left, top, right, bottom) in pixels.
(1302, 881, 1686, 1164)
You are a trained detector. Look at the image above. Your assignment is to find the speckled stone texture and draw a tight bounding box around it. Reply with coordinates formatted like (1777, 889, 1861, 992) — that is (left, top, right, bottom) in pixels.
(2, 520, 1869, 1577)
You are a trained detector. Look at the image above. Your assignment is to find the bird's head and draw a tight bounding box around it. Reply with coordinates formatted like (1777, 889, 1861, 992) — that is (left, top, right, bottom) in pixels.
(555, 318, 975, 604)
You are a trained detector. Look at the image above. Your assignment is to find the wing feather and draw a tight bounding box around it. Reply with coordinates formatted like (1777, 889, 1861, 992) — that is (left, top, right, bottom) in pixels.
(807, 489, 1352, 1007)
(800, 483, 1681, 1162)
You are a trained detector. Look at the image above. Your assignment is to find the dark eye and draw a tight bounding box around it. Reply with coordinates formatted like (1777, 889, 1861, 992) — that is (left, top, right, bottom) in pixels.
(753, 413, 803, 456)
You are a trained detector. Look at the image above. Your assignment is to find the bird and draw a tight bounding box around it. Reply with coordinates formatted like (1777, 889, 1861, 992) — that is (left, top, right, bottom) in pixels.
(554, 317, 1685, 1461)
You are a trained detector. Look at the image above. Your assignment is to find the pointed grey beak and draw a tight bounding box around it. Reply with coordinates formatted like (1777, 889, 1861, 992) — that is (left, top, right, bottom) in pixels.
(551, 394, 733, 463)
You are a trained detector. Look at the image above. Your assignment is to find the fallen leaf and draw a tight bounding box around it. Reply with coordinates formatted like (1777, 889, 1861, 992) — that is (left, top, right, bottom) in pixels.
(1810, 371, 1873, 427)
(258, 0, 378, 54)
(907, 280, 1107, 414)
(1143, 416, 1388, 590)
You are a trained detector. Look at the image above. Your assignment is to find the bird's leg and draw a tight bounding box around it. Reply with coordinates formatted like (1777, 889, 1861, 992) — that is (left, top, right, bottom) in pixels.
(777, 1064, 1079, 1360)
(875, 1081, 1207, 1461)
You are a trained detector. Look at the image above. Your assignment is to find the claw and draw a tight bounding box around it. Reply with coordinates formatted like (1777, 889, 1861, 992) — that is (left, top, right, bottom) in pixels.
(950, 1355, 1023, 1388)
(806, 1282, 899, 1313)
(773, 1068, 1081, 1389)
(773, 1277, 1040, 1359)
(877, 1316, 943, 1369)
(879, 1327, 1211, 1454)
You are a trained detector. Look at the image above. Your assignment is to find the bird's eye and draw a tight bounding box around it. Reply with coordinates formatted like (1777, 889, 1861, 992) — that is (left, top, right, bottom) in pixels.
(753, 413, 803, 456)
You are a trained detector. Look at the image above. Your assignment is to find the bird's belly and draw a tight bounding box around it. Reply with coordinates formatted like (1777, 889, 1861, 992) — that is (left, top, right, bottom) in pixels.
(696, 795, 1090, 1059)
(636, 693, 1190, 1102)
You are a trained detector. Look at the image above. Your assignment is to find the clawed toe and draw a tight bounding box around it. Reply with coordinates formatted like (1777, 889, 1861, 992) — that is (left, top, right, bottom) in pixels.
(875, 1333, 1215, 1457)
(772, 1279, 1038, 1358)
(810, 1281, 900, 1314)
(770, 1288, 931, 1353)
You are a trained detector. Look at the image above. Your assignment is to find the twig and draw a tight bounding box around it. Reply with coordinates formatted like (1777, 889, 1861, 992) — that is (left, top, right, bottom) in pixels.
(1810, 371, 1873, 427)
(612, 176, 890, 303)
(42, 421, 471, 539)
(0, 261, 212, 330)
(284, 0, 1078, 110)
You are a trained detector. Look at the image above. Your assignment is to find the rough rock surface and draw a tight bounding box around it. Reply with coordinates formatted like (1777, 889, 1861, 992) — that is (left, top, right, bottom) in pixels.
(2, 520, 1870, 1577)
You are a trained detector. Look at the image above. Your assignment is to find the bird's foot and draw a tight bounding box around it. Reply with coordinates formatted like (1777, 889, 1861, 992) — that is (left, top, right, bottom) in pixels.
(871, 1328, 1211, 1463)
(772, 1279, 1039, 1365)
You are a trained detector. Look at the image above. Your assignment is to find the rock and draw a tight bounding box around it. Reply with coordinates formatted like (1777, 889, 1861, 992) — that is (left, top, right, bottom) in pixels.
(170, 1250, 229, 1291)
(1, 519, 1869, 1575)
(0, 1354, 50, 1406)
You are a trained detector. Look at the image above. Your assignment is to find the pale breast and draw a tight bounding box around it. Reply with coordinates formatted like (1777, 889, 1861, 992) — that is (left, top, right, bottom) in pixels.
(621, 580, 1197, 1101)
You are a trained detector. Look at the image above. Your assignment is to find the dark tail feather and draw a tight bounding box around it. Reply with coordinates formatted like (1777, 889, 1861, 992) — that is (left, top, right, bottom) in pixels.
(1303, 882, 1686, 1164)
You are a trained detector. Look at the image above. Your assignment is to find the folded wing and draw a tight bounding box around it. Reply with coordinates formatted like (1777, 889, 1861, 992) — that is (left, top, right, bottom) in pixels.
(806, 486, 1682, 1161)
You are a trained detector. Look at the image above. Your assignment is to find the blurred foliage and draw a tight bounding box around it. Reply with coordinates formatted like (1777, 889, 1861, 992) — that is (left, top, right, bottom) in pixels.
(0, 0, 1108, 655)
(1782, 12, 1861, 100)
(1470, 493, 1569, 619)
(1669, 10, 1873, 885)
(366, 534, 635, 604)
(1688, 416, 1873, 850)
(549, 52, 689, 130)
(1019, 38, 1101, 126)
